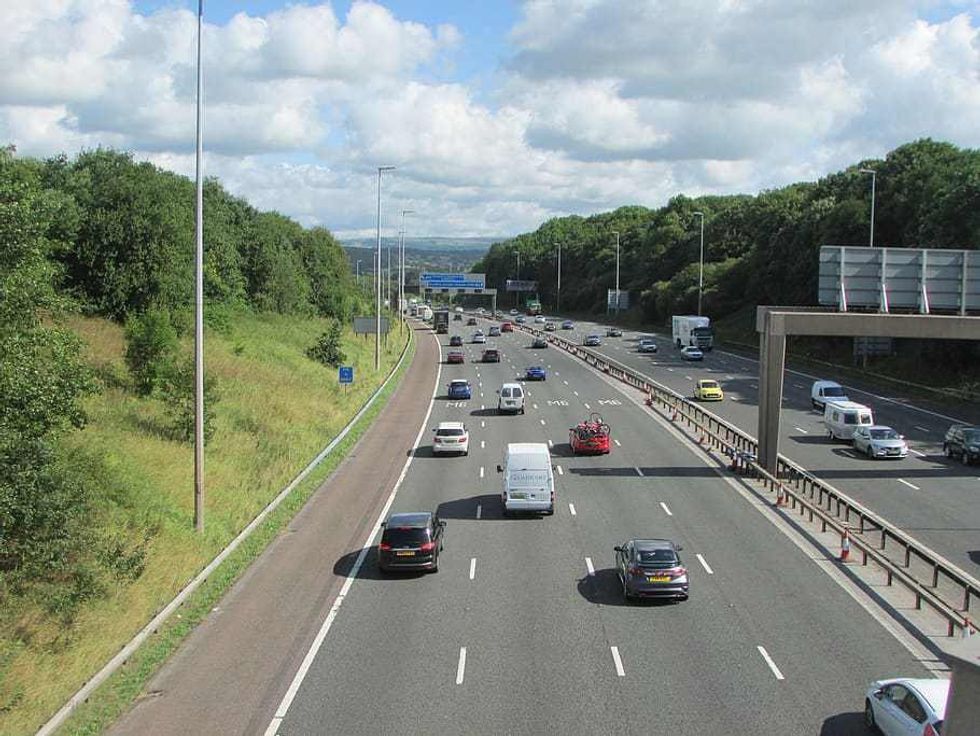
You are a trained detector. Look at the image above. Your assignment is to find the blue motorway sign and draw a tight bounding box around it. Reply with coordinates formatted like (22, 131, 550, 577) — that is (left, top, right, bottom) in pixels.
(419, 272, 486, 290)
(338, 366, 354, 384)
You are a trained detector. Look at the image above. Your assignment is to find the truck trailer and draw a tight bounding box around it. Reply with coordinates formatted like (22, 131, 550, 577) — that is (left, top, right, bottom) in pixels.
(672, 315, 713, 351)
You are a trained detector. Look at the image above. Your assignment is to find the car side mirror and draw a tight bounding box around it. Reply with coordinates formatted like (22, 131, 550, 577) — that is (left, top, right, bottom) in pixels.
(496, 465, 503, 473)
(613, 546, 623, 553)
(873, 689, 884, 700)
(439, 520, 447, 528)
(380, 521, 386, 527)
(676, 545, 684, 551)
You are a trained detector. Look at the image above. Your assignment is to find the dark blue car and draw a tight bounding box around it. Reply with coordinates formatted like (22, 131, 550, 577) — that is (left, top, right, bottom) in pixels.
(524, 366, 547, 381)
(447, 379, 472, 399)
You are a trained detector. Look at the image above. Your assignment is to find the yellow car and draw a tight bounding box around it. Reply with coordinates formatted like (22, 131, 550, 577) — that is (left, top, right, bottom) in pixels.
(694, 379, 724, 401)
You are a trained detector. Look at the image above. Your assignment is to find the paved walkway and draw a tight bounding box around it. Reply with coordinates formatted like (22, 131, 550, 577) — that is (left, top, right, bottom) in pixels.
(110, 324, 439, 736)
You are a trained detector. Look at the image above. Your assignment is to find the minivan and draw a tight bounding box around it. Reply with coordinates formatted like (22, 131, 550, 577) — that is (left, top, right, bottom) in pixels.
(811, 380, 849, 410)
(496, 382, 525, 414)
(824, 400, 874, 441)
(498, 443, 555, 516)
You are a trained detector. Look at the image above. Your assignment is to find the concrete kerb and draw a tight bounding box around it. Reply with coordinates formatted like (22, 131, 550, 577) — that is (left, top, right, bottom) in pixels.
(36, 328, 415, 736)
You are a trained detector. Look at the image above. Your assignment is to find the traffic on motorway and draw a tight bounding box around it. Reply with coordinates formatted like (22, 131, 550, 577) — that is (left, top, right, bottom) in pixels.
(269, 312, 943, 736)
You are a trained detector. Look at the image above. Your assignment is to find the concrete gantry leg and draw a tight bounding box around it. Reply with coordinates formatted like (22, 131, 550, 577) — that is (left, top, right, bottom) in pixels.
(943, 634, 980, 735)
(757, 314, 786, 475)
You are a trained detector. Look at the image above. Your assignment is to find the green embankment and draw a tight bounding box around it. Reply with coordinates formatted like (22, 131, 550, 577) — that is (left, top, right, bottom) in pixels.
(0, 311, 410, 735)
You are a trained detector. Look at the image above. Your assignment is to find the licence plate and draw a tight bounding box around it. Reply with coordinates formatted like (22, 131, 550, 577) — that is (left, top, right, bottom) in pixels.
(647, 576, 669, 583)
(509, 492, 526, 499)
(396, 551, 414, 557)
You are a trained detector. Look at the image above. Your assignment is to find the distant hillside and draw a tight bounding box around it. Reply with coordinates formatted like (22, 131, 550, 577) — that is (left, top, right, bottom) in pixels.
(341, 236, 501, 252)
(342, 240, 491, 279)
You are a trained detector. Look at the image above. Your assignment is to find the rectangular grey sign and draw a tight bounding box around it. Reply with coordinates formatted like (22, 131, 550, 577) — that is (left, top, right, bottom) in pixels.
(353, 316, 390, 335)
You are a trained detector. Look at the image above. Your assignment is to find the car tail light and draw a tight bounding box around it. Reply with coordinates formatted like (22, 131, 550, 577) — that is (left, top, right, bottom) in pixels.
(667, 566, 687, 579)
(380, 543, 392, 551)
(419, 541, 436, 552)
(628, 566, 644, 577)
(923, 725, 940, 736)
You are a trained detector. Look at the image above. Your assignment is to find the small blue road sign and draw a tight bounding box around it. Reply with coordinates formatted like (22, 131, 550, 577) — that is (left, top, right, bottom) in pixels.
(339, 366, 354, 384)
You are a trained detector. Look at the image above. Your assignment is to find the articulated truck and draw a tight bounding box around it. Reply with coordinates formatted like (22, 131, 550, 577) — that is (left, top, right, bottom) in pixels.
(433, 308, 450, 334)
(672, 315, 713, 351)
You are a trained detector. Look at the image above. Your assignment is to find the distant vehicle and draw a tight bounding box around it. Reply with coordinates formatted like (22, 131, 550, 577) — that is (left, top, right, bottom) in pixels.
(433, 308, 450, 334)
(605, 327, 623, 337)
(614, 539, 688, 602)
(496, 382, 525, 414)
(446, 350, 465, 364)
(432, 421, 469, 456)
(509, 308, 519, 315)
(694, 379, 723, 401)
(672, 315, 713, 350)
(449, 335, 463, 346)
(499, 442, 554, 516)
(482, 348, 501, 363)
(488, 326, 501, 337)
(515, 315, 526, 324)
(569, 413, 610, 455)
(447, 379, 472, 400)
(378, 512, 445, 573)
(453, 313, 462, 321)
(852, 425, 908, 459)
(824, 400, 874, 441)
(472, 332, 486, 344)
(525, 299, 542, 316)
(501, 322, 514, 332)
(544, 321, 557, 332)
(680, 346, 703, 361)
(637, 338, 658, 353)
(476, 307, 486, 314)
(561, 320, 574, 330)
(864, 677, 948, 736)
(454, 306, 464, 313)
(583, 334, 601, 346)
(534, 315, 547, 324)
(943, 424, 980, 464)
(531, 337, 548, 349)
(419, 305, 433, 321)
(811, 380, 848, 410)
(524, 365, 546, 381)
(466, 317, 478, 326)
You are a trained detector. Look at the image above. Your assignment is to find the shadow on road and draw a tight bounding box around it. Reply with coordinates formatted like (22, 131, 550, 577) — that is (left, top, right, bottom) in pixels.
(819, 712, 866, 736)
(577, 568, 681, 607)
(436, 493, 549, 522)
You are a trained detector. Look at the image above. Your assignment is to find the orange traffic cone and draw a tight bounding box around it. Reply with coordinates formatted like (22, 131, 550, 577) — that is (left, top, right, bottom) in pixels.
(840, 527, 851, 562)
(775, 485, 788, 507)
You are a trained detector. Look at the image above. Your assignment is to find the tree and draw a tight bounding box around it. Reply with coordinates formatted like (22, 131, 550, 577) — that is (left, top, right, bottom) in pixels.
(124, 308, 179, 396)
(306, 320, 346, 367)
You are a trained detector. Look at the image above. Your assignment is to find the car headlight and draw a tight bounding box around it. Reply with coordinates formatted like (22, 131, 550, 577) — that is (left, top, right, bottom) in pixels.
(969, 445, 980, 453)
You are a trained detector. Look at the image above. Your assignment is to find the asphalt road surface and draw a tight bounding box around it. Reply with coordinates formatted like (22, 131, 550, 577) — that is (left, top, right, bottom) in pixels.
(538, 316, 980, 576)
(272, 319, 933, 736)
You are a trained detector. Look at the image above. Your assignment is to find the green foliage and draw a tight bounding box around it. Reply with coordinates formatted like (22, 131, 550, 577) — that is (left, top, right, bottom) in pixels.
(306, 320, 346, 367)
(157, 358, 220, 444)
(124, 308, 178, 396)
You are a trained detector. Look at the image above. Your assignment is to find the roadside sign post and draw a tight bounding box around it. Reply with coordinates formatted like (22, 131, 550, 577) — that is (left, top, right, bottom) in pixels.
(339, 366, 354, 395)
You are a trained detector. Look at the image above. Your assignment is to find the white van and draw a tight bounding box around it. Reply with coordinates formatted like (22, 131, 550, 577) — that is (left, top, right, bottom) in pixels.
(824, 400, 874, 441)
(496, 382, 526, 414)
(811, 380, 849, 410)
(499, 443, 555, 516)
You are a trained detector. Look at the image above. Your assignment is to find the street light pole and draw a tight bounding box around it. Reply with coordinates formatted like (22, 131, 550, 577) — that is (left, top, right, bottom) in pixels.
(611, 230, 620, 314)
(193, 0, 205, 533)
(859, 168, 876, 248)
(356, 259, 362, 285)
(375, 165, 395, 371)
(555, 241, 561, 313)
(399, 209, 415, 334)
(693, 212, 705, 316)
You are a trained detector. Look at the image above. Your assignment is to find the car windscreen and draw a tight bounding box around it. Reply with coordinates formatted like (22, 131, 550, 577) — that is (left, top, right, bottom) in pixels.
(382, 527, 428, 545)
(870, 429, 899, 439)
(962, 429, 980, 443)
(701, 381, 718, 389)
(436, 428, 465, 437)
(451, 381, 468, 387)
(512, 387, 523, 397)
(637, 549, 678, 568)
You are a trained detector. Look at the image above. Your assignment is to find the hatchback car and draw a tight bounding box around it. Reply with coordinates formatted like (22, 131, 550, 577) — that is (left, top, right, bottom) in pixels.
(525, 365, 546, 381)
(544, 321, 557, 332)
(943, 424, 980, 465)
(449, 335, 463, 346)
(531, 337, 548, 349)
(378, 512, 445, 573)
(515, 315, 527, 324)
(583, 334, 601, 346)
(488, 326, 502, 337)
(472, 332, 486, 344)
(446, 350, 465, 365)
(852, 425, 908, 459)
(680, 346, 703, 361)
(432, 421, 469, 456)
(637, 339, 658, 353)
(605, 327, 623, 337)
(864, 678, 948, 736)
(447, 379, 472, 400)
(694, 379, 723, 401)
(534, 315, 547, 324)
(561, 320, 574, 330)
(466, 317, 478, 326)
(482, 348, 501, 363)
(614, 539, 688, 602)
(501, 322, 514, 332)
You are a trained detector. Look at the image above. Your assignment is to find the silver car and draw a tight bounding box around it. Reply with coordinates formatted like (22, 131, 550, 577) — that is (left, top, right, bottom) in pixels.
(852, 425, 908, 459)
(614, 539, 689, 602)
(637, 338, 658, 353)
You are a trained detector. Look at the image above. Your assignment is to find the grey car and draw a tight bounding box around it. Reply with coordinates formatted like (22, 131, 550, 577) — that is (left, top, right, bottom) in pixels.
(637, 339, 658, 353)
(614, 539, 689, 602)
(852, 425, 908, 459)
(583, 334, 601, 346)
(943, 424, 980, 465)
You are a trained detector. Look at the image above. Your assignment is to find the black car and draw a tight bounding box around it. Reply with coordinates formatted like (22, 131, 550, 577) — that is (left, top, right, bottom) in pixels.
(378, 512, 445, 572)
(531, 337, 548, 349)
(482, 348, 501, 363)
(614, 538, 688, 602)
(449, 335, 463, 346)
(453, 313, 462, 321)
(606, 327, 623, 337)
(943, 424, 980, 465)
(467, 317, 478, 326)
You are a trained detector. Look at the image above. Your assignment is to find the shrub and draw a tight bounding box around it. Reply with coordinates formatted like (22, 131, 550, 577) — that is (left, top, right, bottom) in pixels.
(124, 309, 178, 396)
(158, 359, 219, 444)
(306, 320, 346, 367)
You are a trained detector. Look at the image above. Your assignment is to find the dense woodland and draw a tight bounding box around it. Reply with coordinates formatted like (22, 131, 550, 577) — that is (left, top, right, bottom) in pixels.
(475, 139, 980, 325)
(0, 146, 366, 618)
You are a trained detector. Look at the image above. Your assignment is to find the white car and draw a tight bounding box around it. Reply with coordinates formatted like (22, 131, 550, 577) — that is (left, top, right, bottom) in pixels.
(534, 315, 546, 324)
(852, 425, 908, 459)
(432, 421, 469, 455)
(454, 306, 463, 313)
(509, 308, 519, 315)
(865, 678, 948, 736)
(472, 332, 486, 344)
(680, 346, 703, 361)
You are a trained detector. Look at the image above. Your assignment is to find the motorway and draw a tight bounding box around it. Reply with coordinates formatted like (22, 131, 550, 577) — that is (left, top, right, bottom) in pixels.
(272, 318, 934, 736)
(538, 315, 980, 577)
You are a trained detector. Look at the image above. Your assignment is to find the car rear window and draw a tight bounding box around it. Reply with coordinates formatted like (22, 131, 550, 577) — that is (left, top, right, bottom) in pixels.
(638, 549, 678, 567)
(437, 428, 465, 437)
(382, 527, 429, 545)
(512, 387, 523, 397)
(501, 388, 511, 397)
(824, 386, 846, 397)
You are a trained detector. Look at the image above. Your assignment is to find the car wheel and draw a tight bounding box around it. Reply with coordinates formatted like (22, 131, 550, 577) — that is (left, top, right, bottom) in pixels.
(864, 699, 877, 732)
(962, 451, 971, 465)
(520, 407, 525, 414)
(622, 580, 632, 603)
(866, 446, 874, 459)
(828, 431, 834, 440)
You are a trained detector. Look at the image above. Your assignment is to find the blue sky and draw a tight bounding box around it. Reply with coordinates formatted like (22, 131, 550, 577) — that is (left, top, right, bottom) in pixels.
(4, 1, 980, 237)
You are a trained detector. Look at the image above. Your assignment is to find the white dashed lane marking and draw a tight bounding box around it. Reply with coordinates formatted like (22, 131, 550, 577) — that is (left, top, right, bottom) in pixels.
(795, 427, 808, 434)
(660, 502, 673, 516)
(585, 557, 595, 576)
(476, 504, 482, 520)
(614, 439, 621, 447)
(898, 478, 920, 490)
(610, 647, 626, 677)
(455, 647, 467, 685)
(757, 646, 785, 681)
(469, 558, 476, 580)
(634, 466, 643, 477)
(556, 465, 564, 476)
(696, 554, 714, 574)
(479, 466, 484, 479)
(568, 503, 576, 516)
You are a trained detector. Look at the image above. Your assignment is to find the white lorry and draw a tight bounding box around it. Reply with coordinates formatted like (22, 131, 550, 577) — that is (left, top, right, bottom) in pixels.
(672, 315, 714, 351)
(498, 443, 555, 516)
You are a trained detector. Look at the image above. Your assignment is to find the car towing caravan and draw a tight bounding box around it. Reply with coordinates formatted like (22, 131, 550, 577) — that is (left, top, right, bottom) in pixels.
(823, 400, 874, 441)
(498, 443, 555, 516)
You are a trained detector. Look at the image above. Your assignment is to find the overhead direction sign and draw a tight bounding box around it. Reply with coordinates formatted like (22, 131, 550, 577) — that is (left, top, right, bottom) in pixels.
(420, 272, 486, 290)
(505, 279, 537, 292)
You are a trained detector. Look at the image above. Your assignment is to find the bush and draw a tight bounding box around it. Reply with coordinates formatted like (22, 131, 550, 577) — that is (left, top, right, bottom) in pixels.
(306, 320, 346, 367)
(158, 359, 219, 444)
(124, 309, 178, 396)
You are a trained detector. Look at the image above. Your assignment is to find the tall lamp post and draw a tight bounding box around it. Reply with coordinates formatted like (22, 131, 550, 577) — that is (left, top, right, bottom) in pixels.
(611, 230, 621, 314)
(399, 209, 415, 333)
(555, 241, 561, 313)
(859, 168, 876, 248)
(692, 212, 705, 316)
(375, 165, 395, 371)
(193, 0, 205, 532)
(356, 259, 362, 286)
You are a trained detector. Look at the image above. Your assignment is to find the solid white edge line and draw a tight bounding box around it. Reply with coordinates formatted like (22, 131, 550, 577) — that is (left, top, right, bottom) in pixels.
(469, 558, 476, 580)
(696, 553, 714, 575)
(610, 646, 626, 677)
(585, 557, 595, 576)
(568, 502, 576, 516)
(264, 331, 443, 736)
(898, 478, 920, 490)
(757, 645, 785, 680)
(456, 647, 467, 685)
(660, 501, 673, 516)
